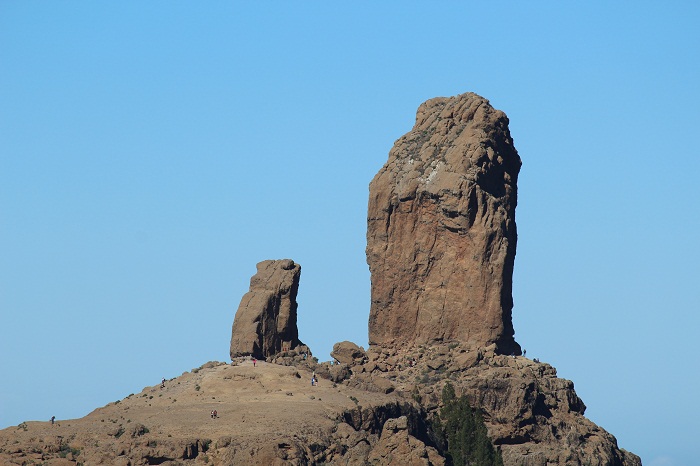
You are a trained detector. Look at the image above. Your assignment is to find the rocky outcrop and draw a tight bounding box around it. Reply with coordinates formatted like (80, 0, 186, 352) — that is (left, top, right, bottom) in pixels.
(0, 92, 641, 466)
(367, 92, 521, 355)
(230, 259, 303, 359)
(343, 342, 641, 466)
(0, 350, 640, 466)
(368, 416, 445, 466)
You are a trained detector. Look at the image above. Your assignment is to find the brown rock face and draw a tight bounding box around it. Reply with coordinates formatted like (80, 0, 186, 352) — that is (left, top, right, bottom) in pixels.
(367, 92, 521, 354)
(349, 342, 641, 466)
(230, 259, 303, 359)
(368, 415, 445, 466)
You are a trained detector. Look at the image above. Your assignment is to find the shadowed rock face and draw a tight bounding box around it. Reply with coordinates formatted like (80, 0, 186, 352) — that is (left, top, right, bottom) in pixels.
(367, 93, 521, 355)
(230, 259, 303, 359)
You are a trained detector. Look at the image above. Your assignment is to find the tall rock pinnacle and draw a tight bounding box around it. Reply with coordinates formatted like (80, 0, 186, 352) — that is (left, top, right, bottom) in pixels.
(366, 93, 521, 354)
(230, 259, 303, 359)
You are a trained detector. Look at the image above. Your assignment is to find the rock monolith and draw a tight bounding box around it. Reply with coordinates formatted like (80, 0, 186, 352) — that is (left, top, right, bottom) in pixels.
(230, 259, 303, 359)
(367, 92, 521, 354)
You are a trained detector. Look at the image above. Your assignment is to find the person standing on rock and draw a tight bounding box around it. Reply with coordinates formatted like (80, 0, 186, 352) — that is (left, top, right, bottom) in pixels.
(50, 416, 55, 426)
(253, 357, 257, 367)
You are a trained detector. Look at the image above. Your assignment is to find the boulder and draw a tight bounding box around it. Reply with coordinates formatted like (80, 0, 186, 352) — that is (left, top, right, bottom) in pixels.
(367, 92, 521, 355)
(368, 416, 444, 466)
(331, 341, 367, 365)
(383, 416, 409, 432)
(348, 372, 396, 394)
(230, 259, 304, 359)
(315, 361, 352, 383)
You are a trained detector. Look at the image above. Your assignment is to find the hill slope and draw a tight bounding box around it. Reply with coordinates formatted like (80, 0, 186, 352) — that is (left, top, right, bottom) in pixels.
(0, 345, 640, 466)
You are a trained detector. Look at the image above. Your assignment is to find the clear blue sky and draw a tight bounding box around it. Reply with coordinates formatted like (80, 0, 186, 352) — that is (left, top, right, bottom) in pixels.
(1, 3, 698, 465)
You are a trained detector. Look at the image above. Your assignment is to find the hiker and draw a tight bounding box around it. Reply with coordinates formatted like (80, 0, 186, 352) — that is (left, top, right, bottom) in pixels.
(252, 358, 257, 367)
(161, 377, 166, 389)
(210, 410, 215, 419)
(50, 416, 55, 426)
(523, 349, 527, 357)
(213, 410, 218, 418)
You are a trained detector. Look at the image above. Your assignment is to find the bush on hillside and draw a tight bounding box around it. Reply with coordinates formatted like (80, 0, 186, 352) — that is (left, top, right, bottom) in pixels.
(434, 382, 504, 466)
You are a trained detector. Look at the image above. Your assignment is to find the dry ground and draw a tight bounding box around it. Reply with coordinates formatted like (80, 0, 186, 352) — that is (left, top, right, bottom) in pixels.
(0, 359, 396, 464)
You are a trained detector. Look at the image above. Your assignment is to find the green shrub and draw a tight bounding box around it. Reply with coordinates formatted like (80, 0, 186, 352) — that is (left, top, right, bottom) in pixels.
(435, 382, 503, 466)
(411, 385, 422, 403)
(59, 443, 81, 458)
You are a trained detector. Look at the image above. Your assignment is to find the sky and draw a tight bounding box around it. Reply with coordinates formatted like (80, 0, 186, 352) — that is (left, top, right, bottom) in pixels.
(1, 3, 698, 465)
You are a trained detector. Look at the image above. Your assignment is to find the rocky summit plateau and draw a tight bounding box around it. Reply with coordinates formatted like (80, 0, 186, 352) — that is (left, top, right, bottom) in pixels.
(0, 92, 641, 466)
